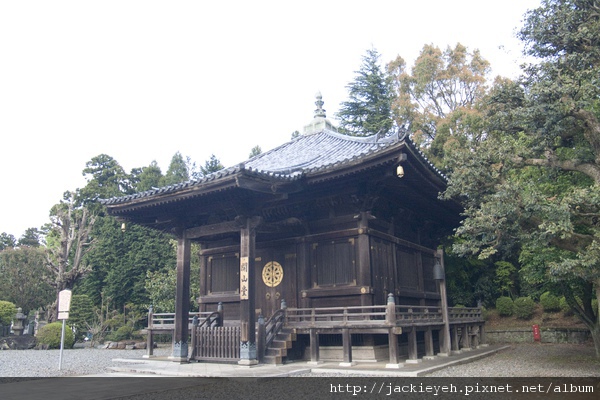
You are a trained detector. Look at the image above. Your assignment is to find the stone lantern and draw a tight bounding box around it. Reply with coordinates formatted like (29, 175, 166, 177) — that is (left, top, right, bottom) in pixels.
(12, 308, 26, 336)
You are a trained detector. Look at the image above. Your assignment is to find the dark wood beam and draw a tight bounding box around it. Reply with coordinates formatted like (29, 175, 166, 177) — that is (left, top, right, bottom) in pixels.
(185, 220, 242, 239)
(171, 233, 191, 361)
(238, 217, 258, 365)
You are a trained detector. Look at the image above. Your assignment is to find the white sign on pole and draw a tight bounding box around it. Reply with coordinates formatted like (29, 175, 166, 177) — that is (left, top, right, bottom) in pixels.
(58, 289, 72, 320)
(57, 289, 72, 371)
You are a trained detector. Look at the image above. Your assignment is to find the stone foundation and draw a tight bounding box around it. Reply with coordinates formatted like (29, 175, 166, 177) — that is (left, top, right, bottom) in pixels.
(310, 345, 389, 362)
(487, 328, 590, 344)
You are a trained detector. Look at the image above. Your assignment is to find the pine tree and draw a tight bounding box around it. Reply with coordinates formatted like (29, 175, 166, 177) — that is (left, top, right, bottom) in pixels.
(200, 154, 224, 176)
(161, 152, 189, 186)
(336, 48, 395, 136)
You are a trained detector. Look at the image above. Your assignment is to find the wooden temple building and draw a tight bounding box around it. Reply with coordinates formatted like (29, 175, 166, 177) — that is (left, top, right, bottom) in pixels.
(102, 94, 485, 367)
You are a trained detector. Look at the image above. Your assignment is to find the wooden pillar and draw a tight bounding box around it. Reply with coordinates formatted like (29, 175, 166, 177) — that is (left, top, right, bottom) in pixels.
(357, 212, 372, 307)
(308, 328, 321, 365)
(424, 327, 435, 359)
(438, 327, 449, 357)
(385, 293, 402, 368)
(145, 329, 154, 358)
(436, 249, 452, 356)
(387, 330, 401, 368)
(256, 314, 265, 362)
(298, 239, 311, 308)
(451, 325, 460, 353)
(239, 217, 258, 365)
(198, 244, 207, 311)
(171, 234, 191, 361)
(340, 328, 355, 366)
(406, 328, 421, 363)
(479, 323, 487, 346)
(143, 306, 154, 358)
(462, 324, 471, 350)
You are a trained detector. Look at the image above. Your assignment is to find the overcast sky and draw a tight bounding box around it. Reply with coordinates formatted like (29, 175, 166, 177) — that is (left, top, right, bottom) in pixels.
(0, 0, 541, 238)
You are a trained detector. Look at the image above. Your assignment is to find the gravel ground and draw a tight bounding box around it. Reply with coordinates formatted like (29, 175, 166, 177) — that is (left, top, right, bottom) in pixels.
(0, 345, 172, 377)
(1, 344, 598, 400)
(0, 343, 598, 378)
(426, 343, 600, 377)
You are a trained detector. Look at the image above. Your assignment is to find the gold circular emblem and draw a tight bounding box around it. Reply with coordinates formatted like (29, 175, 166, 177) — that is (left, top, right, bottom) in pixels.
(262, 261, 283, 287)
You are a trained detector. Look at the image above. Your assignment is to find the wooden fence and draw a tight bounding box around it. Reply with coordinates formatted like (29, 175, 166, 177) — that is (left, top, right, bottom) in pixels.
(192, 326, 241, 361)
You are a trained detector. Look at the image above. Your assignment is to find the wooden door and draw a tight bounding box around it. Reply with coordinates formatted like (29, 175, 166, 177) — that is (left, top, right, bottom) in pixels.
(255, 246, 297, 318)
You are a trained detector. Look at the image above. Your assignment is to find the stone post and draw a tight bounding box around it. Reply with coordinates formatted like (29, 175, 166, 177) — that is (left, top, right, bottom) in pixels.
(13, 308, 26, 336)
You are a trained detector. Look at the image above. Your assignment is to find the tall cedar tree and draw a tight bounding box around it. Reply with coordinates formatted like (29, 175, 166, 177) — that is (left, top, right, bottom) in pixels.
(336, 48, 395, 136)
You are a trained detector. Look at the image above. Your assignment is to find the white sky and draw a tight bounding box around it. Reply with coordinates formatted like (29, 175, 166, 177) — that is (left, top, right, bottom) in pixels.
(0, 0, 540, 238)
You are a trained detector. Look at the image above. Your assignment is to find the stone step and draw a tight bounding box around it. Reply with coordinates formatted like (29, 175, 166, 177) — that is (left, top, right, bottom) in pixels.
(263, 354, 283, 365)
(270, 339, 291, 349)
(266, 347, 287, 357)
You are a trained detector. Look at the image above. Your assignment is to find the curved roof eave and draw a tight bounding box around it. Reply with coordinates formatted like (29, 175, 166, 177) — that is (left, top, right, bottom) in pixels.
(101, 129, 448, 210)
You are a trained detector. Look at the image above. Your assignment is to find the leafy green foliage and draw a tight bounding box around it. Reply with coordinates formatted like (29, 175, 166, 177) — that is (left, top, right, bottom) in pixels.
(540, 291, 561, 312)
(145, 268, 176, 313)
(494, 261, 518, 298)
(106, 325, 136, 342)
(444, 252, 496, 306)
(249, 146, 262, 158)
(0, 247, 54, 314)
(80, 217, 176, 311)
(200, 154, 224, 176)
(79, 154, 133, 209)
(495, 296, 514, 316)
(17, 227, 42, 247)
(389, 43, 490, 168)
(560, 296, 573, 314)
(134, 161, 163, 192)
(161, 152, 189, 186)
(0, 232, 16, 251)
(336, 48, 395, 136)
(144, 243, 201, 312)
(443, 0, 600, 356)
(36, 322, 75, 349)
(513, 297, 536, 319)
(68, 295, 95, 340)
(0, 301, 17, 326)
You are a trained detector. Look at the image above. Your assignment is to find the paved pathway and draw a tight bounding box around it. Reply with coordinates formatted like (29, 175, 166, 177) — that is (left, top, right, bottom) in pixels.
(1, 345, 509, 399)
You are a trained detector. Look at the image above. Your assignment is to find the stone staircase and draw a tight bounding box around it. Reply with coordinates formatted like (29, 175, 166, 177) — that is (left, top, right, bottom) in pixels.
(262, 328, 296, 365)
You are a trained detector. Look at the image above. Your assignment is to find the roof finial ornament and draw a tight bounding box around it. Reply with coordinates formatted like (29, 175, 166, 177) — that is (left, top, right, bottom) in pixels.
(314, 91, 326, 118)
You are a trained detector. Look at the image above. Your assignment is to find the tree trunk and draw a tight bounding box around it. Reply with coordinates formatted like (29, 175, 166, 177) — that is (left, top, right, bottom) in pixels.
(591, 324, 600, 359)
(595, 280, 600, 359)
(45, 196, 96, 321)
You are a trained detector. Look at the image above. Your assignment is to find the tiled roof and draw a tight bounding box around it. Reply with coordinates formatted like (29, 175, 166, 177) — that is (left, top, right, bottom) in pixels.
(244, 129, 400, 177)
(101, 129, 443, 206)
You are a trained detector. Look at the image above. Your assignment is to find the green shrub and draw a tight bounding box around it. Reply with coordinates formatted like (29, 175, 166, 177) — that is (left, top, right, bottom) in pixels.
(559, 296, 572, 314)
(0, 301, 17, 326)
(480, 306, 489, 320)
(36, 322, 75, 349)
(495, 296, 514, 316)
(106, 325, 134, 342)
(540, 292, 561, 312)
(513, 297, 536, 319)
(558, 297, 597, 316)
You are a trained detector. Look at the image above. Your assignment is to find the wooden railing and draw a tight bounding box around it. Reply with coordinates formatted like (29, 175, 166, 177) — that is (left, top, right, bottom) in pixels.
(147, 310, 213, 330)
(264, 308, 286, 349)
(395, 306, 443, 325)
(285, 305, 388, 327)
(145, 301, 484, 361)
(449, 307, 482, 322)
(283, 304, 482, 329)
